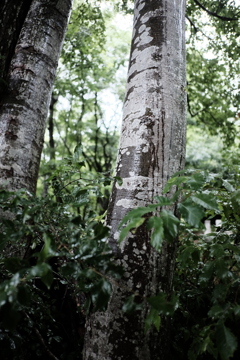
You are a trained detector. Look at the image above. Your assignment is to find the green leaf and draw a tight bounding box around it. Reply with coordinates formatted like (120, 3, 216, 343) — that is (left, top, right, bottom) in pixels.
(215, 324, 237, 360)
(215, 259, 231, 279)
(115, 176, 123, 186)
(38, 234, 56, 263)
(73, 144, 82, 159)
(178, 200, 205, 227)
(119, 217, 145, 243)
(208, 304, 225, 319)
(222, 179, 235, 192)
(90, 278, 112, 311)
(118, 206, 154, 229)
(40, 270, 54, 289)
(147, 216, 164, 251)
(147, 293, 177, 315)
(186, 172, 206, 190)
(154, 196, 174, 206)
(145, 308, 161, 332)
(93, 223, 109, 240)
(161, 210, 179, 241)
(122, 295, 142, 314)
(27, 263, 51, 280)
(191, 193, 219, 210)
(200, 262, 215, 283)
(163, 176, 189, 193)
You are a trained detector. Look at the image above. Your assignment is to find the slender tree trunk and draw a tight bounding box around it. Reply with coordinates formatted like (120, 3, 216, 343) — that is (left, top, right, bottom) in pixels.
(0, 0, 73, 194)
(83, 0, 186, 359)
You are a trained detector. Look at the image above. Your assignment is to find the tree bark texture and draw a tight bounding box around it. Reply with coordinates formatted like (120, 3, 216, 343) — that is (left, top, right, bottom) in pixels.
(0, 0, 73, 194)
(84, 0, 186, 359)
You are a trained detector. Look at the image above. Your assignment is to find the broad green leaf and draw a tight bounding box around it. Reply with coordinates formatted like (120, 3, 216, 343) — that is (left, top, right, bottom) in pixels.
(178, 200, 205, 227)
(186, 172, 206, 190)
(90, 278, 112, 311)
(38, 234, 56, 263)
(147, 293, 177, 315)
(154, 196, 174, 206)
(200, 262, 215, 283)
(115, 176, 123, 186)
(122, 295, 142, 314)
(147, 216, 164, 251)
(215, 324, 237, 360)
(93, 223, 109, 240)
(163, 176, 189, 193)
(119, 217, 145, 243)
(118, 206, 156, 229)
(222, 179, 235, 192)
(145, 308, 161, 332)
(215, 259, 231, 279)
(191, 193, 219, 210)
(27, 263, 51, 280)
(161, 210, 179, 241)
(208, 305, 225, 319)
(41, 270, 54, 289)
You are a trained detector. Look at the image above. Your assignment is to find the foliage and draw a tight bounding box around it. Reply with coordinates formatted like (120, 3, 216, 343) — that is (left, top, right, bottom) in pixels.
(186, 0, 240, 145)
(119, 168, 240, 359)
(0, 156, 122, 359)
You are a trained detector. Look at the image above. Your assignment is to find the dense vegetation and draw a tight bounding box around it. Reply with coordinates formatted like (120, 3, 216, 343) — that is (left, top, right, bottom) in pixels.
(0, 0, 239, 359)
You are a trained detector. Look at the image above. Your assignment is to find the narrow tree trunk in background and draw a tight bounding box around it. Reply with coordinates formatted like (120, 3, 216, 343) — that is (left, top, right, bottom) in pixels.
(84, 0, 186, 359)
(49, 93, 58, 161)
(0, 0, 73, 194)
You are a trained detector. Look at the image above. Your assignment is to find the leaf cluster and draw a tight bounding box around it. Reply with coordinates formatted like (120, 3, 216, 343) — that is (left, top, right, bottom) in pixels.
(119, 168, 240, 359)
(0, 156, 122, 359)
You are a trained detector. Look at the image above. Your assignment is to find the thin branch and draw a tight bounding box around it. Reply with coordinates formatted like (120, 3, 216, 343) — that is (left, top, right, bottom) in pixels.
(193, 0, 239, 21)
(186, 15, 198, 33)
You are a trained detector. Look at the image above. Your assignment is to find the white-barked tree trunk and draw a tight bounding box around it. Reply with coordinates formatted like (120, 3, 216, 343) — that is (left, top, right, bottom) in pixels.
(84, 0, 186, 359)
(0, 0, 73, 194)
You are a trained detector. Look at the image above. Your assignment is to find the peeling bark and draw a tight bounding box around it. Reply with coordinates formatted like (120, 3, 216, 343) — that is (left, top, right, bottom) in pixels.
(0, 0, 73, 194)
(83, 0, 186, 359)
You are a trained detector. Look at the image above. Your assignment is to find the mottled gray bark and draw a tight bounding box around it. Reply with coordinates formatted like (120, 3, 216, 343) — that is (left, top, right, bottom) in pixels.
(0, 0, 73, 194)
(83, 0, 186, 359)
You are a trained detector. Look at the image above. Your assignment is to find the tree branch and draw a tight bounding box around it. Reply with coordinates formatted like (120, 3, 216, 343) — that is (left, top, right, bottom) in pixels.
(193, 0, 238, 21)
(186, 15, 198, 33)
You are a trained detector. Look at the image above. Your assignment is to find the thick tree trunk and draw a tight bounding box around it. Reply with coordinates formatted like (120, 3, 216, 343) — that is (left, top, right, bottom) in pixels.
(0, 0, 73, 194)
(83, 0, 186, 359)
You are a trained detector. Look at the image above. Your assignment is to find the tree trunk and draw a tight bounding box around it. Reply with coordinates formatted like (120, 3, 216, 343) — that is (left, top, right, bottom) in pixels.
(83, 0, 186, 359)
(0, 0, 73, 194)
